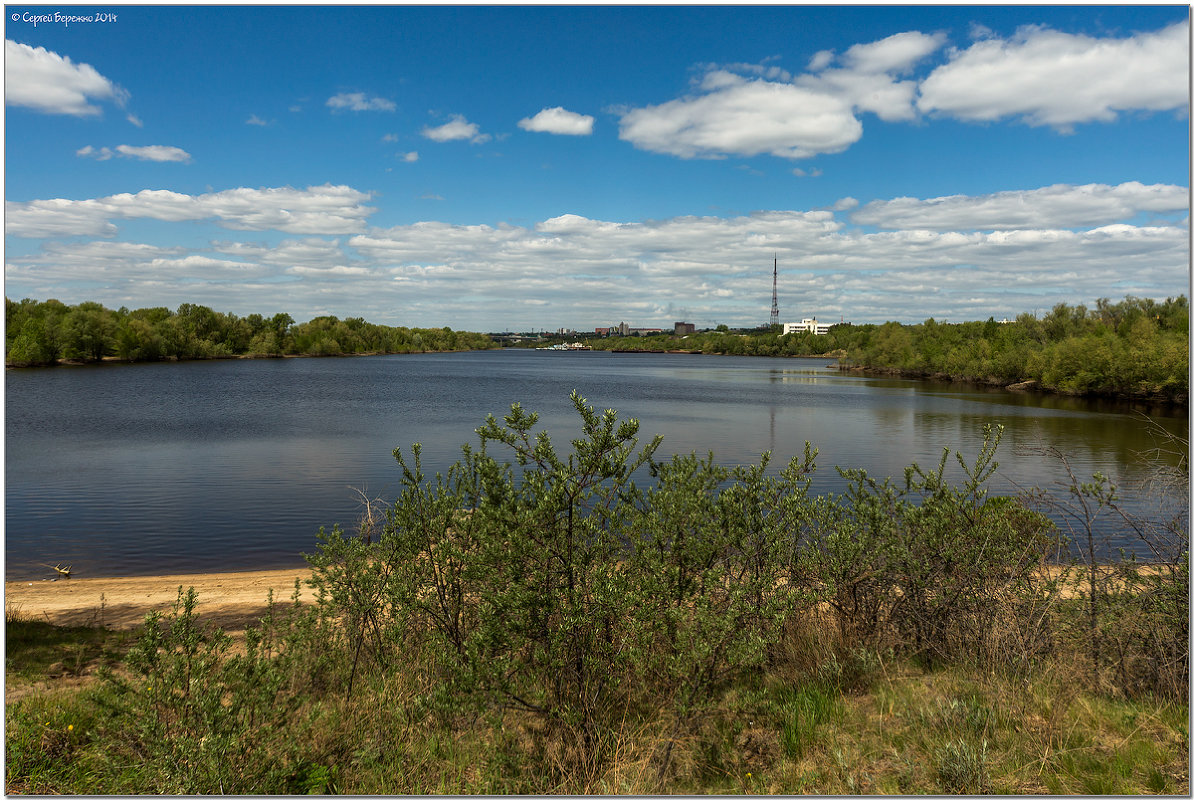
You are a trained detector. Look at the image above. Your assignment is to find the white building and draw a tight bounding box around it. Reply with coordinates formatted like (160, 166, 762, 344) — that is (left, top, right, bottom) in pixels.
(783, 318, 834, 335)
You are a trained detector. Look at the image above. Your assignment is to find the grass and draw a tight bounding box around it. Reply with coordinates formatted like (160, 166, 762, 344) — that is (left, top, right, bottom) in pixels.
(4, 608, 130, 686)
(6, 609, 1188, 795)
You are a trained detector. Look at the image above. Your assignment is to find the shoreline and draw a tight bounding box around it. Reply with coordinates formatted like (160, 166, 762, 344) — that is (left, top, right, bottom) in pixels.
(5, 562, 1172, 634)
(833, 363, 1188, 407)
(4, 567, 313, 631)
(9, 347, 1184, 406)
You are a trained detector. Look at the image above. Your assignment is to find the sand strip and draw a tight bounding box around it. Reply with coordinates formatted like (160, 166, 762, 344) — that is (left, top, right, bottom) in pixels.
(5, 568, 314, 631)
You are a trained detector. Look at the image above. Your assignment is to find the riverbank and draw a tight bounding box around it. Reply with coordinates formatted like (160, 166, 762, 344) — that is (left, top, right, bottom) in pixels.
(4, 567, 313, 631)
(6, 347, 495, 370)
(835, 362, 1189, 406)
(5, 562, 1164, 634)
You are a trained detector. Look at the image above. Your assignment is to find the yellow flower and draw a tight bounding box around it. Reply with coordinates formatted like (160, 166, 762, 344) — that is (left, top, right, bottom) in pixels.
(67, 724, 74, 732)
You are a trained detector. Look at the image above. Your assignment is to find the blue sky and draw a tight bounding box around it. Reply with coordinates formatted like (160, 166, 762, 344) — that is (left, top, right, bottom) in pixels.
(4, 5, 1189, 331)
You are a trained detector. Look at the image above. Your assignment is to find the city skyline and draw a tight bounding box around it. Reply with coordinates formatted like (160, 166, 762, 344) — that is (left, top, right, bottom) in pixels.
(4, 6, 1189, 331)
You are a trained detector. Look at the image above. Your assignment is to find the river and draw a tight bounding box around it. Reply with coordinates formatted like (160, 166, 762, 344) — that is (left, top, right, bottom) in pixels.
(6, 350, 1187, 579)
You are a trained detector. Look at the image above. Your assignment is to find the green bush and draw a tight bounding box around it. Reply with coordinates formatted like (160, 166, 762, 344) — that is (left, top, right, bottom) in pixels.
(800, 425, 1058, 666)
(96, 587, 314, 793)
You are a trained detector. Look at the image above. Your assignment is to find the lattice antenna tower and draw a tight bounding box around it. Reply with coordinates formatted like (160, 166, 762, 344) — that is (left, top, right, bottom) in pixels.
(770, 254, 780, 327)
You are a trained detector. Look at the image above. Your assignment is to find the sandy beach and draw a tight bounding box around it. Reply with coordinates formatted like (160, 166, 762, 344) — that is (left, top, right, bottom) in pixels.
(4, 567, 314, 631)
(4, 561, 1168, 634)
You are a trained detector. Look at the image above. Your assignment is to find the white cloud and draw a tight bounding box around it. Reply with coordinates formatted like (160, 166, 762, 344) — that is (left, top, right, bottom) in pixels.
(422, 114, 491, 144)
(76, 145, 111, 161)
(795, 69, 921, 122)
(517, 106, 595, 135)
(213, 238, 356, 273)
(618, 73, 862, 159)
(5, 184, 1186, 329)
(77, 145, 191, 162)
(326, 92, 396, 112)
(5, 40, 128, 117)
(246, 114, 269, 126)
(118, 145, 192, 162)
(839, 30, 947, 74)
(807, 49, 835, 71)
(619, 30, 945, 159)
(917, 21, 1189, 128)
(6, 184, 375, 238)
(400, 151, 419, 162)
(149, 255, 262, 273)
(851, 182, 1189, 230)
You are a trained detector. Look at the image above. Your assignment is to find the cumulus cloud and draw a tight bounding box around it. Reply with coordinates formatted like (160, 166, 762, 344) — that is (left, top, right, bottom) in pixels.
(517, 106, 595, 135)
(5, 40, 129, 117)
(917, 20, 1189, 128)
(790, 31, 947, 122)
(851, 182, 1189, 230)
(618, 73, 862, 159)
(326, 92, 396, 112)
(400, 151, 419, 162)
(618, 30, 946, 159)
(246, 114, 269, 126)
(212, 237, 353, 271)
(5, 184, 1186, 328)
(148, 255, 262, 273)
(807, 49, 835, 71)
(6, 184, 375, 238)
(338, 203, 1184, 325)
(839, 30, 947, 74)
(422, 114, 491, 144)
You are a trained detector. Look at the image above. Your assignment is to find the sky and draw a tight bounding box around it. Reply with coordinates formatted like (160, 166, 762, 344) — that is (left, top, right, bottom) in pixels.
(3, 5, 1190, 331)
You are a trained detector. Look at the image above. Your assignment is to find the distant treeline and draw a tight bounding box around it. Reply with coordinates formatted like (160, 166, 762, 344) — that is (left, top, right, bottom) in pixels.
(5, 298, 496, 366)
(588, 296, 1189, 402)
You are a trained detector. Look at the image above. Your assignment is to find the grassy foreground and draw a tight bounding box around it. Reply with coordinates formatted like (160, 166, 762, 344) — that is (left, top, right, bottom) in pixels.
(5, 598, 1188, 795)
(6, 395, 1188, 794)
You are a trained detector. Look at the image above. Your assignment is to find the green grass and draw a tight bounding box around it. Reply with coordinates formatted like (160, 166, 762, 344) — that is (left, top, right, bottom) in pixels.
(5, 625, 1188, 795)
(5, 615, 130, 684)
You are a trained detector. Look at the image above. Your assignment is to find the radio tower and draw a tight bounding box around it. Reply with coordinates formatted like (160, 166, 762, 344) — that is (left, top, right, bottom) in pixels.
(769, 254, 780, 327)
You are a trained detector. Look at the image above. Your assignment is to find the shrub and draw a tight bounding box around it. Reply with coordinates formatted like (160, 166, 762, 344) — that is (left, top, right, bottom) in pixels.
(800, 425, 1058, 666)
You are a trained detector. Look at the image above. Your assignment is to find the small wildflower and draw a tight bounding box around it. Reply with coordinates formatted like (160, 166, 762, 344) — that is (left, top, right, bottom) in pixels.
(67, 724, 74, 732)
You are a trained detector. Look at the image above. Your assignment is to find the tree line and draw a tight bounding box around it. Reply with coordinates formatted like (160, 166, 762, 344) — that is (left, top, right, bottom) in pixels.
(5, 298, 496, 366)
(587, 296, 1188, 402)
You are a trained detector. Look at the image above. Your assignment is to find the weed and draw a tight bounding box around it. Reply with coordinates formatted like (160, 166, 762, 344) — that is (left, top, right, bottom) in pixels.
(935, 738, 991, 794)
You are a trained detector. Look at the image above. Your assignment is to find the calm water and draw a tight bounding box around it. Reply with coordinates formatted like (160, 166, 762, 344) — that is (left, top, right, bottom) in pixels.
(6, 350, 1187, 579)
